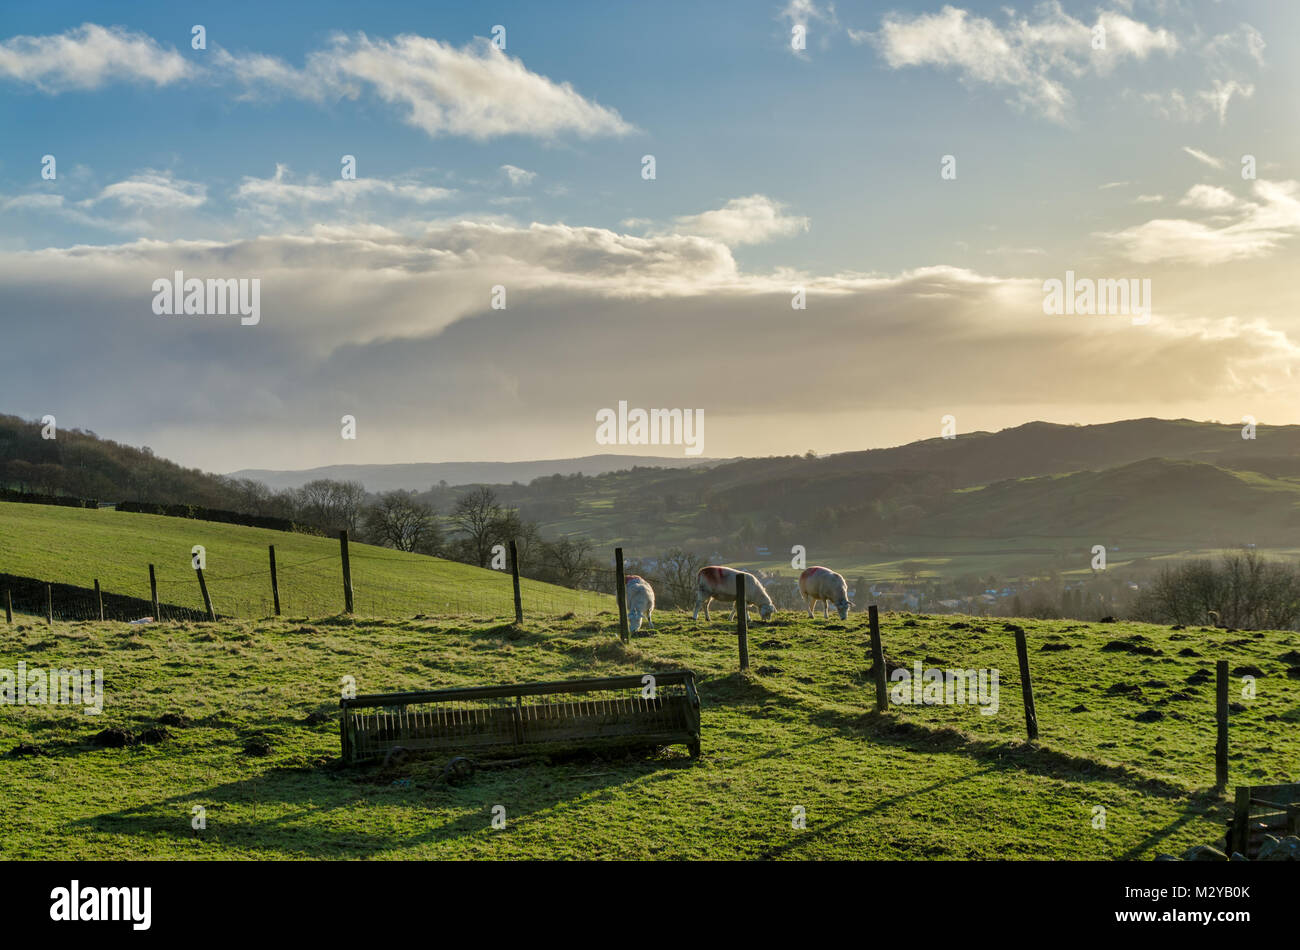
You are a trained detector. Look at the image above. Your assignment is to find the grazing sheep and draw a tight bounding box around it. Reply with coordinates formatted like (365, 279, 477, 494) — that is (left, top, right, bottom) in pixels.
(799, 566, 853, 620)
(693, 566, 776, 622)
(625, 574, 655, 632)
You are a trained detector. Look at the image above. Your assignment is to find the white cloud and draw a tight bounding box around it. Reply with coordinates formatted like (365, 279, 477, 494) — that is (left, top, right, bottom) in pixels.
(220, 34, 633, 140)
(1101, 179, 1300, 264)
(1138, 24, 1262, 124)
(234, 164, 453, 206)
(0, 25, 631, 142)
(1199, 78, 1253, 124)
(863, 4, 1176, 122)
(1178, 184, 1238, 212)
(780, 0, 838, 57)
(670, 195, 809, 246)
(88, 172, 207, 211)
(1182, 146, 1223, 170)
(1, 193, 64, 212)
(0, 23, 193, 91)
(501, 165, 537, 187)
(3, 224, 1295, 469)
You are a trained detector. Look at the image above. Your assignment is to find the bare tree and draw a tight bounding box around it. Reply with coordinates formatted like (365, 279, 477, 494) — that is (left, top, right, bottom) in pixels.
(296, 479, 367, 534)
(1135, 551, 1300, 629)
(363, 492, 440, 553)
(656, 547, 706, 609)
(539, 538, 597, 589)
(451, 486, 503, 568)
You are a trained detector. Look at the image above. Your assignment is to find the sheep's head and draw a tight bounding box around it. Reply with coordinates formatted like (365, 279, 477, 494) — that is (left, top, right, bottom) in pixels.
(835, 599, 852, 621)
(759, 602, 775, 622)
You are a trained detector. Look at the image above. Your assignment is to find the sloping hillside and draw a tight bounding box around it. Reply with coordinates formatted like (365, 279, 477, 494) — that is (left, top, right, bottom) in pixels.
(913, 459, 1300, 546)
(229, 455, 720, 493)
(0, 501, 609, 619)
(1, 610, 1291, 859)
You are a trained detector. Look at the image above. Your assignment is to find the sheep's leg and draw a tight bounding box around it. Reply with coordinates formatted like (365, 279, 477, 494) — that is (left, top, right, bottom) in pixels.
(803, 593, 815, 618)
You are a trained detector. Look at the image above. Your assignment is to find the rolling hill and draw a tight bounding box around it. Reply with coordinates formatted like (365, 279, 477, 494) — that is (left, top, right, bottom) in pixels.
(227, 454, 720, 493)
(911, 458, 1300, 546)
(0, 501, 609, 620)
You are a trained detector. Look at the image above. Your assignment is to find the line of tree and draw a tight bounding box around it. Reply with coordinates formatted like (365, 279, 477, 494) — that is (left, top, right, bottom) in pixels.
(1132, 550, 1300, 630)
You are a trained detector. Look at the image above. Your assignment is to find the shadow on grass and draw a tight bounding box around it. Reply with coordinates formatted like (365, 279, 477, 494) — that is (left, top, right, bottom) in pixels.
(812, 706, 1208, 802)
(1117, 797, 1229, 860)
(72, 750, 695, 858)
(757, 766, 996, 859)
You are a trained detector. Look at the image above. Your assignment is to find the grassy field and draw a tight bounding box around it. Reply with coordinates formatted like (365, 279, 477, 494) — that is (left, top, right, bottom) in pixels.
(0, 501, 608, 619)
(2, 606, 1295, 860)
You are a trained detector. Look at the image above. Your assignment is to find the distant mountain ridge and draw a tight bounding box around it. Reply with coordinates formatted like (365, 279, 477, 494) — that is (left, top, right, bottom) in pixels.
(227, 454, 721, 493)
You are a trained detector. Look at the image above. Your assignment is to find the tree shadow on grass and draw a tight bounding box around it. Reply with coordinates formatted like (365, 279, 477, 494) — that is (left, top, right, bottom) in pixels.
(694, 670, 793, 709)
(71, 750, 695, 859)
(756, 767, 996, 860)
(1117, 798, 1231, 860)
(809, 706, 1222, 806)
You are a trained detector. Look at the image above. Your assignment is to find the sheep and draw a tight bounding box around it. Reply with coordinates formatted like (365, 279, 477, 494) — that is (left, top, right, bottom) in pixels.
(625, 574, 655, 632)
(799, 566, 853, 620)
(693, 565, 776, 622)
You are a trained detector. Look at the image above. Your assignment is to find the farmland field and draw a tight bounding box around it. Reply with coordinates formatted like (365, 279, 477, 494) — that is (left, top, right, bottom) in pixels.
(0, 501, 607, 619)
(1, 606, 1294, 860)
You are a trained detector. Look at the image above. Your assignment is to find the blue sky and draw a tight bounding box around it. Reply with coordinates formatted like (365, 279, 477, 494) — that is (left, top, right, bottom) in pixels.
(2, 1, 1298, 470)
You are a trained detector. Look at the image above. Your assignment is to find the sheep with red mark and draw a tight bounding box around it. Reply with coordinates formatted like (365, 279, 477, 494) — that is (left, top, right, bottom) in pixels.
(625, 574, 655, 632)
(799, 566, 853, 620)
(693, 565, 776, 622)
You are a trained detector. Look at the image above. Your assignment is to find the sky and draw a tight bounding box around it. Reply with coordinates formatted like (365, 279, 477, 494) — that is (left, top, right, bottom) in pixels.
(1, 0, 1298, 472)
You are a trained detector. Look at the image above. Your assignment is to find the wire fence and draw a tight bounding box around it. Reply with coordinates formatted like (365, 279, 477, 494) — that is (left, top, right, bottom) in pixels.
(1, 539, 617, 625)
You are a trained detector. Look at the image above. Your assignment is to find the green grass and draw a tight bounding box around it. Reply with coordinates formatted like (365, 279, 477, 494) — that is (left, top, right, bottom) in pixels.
(2, 608, 1293, 860)
(0, 501, 608, 619)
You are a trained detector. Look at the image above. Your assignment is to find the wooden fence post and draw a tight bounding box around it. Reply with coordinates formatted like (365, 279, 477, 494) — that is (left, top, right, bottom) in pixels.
(4, 588, 11, 624)
(868, 604, 888, 712)
(94, 579, 104, 622)
(615, 547, 629, 642)
(339, 530, 354, 614)
(736, 574, 750, 671)
(1216, 660, 1229, 788)
(196, 568, 216, 621)
(46, 584, 52, 625)
(1015, 628, 1039, 741)
(1230, 786, 1250, 854)
(268, 545, 281, 616)
(149, 563, 159, 619)
(509, 540, 523, 624)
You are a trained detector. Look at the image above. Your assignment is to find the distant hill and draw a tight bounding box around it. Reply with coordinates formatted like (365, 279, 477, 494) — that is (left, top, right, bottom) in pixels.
(688, 418, 1300, 494)
(0, 413, 247, 507)
(467, 419, 1300, 554)
(227, 455, 720, 493)
(9, 411, 1300, 562)
(911, 458, 1300, 546)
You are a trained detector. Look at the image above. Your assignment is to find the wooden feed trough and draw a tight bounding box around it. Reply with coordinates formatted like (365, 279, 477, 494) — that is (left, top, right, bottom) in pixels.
(340, 671, 701, 765)
(1225, 782, 1300, 858)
